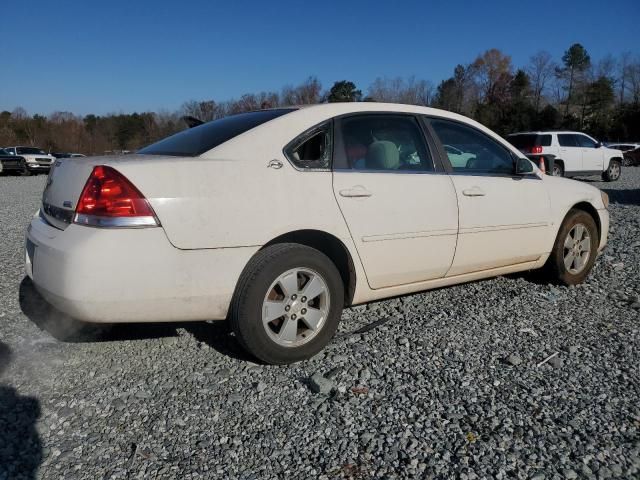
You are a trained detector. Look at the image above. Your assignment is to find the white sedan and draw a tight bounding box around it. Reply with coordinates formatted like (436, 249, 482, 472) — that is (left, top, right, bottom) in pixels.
(26, 103, 609, 364)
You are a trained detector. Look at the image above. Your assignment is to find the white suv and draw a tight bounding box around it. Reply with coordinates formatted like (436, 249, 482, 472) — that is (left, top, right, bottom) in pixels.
(507, 131, 624, 181)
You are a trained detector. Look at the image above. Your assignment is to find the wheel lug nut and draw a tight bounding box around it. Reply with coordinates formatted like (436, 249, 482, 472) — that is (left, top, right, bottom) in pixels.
(285, 305, 290, 312)
(291, 294, 297, 300)
(301, 308, 307, 314)
(291, 314, 297, 320)
(301, 296, 307, 303)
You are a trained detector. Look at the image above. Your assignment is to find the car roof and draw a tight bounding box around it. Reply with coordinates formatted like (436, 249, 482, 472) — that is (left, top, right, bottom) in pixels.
(202, 102, 523, 158)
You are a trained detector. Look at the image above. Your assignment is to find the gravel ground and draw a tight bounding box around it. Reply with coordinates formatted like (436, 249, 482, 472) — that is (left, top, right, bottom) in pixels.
(1, 170, 639, 480)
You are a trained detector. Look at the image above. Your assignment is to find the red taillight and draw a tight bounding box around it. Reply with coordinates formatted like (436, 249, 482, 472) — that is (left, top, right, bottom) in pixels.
(531, 146, 543, 154)
(74, 165, 158, 227)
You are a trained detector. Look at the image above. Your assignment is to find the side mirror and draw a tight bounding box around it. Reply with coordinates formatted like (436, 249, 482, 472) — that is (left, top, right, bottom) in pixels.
(514, 157, 535, 175)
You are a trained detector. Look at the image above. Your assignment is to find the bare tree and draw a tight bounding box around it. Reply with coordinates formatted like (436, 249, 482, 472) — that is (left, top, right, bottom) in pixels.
(618, 51, 632, 103)
(367, 76, 434, 105)
(527, 51, 556, 112)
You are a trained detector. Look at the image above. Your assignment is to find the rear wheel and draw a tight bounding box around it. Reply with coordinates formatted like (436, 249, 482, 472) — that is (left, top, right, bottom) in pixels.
(229, 243, 344, 364)
(552, 162, 564, 177)
(602, 160, 621, 181)
(543, 209, 598, 285)
(623, 157, 632, 167)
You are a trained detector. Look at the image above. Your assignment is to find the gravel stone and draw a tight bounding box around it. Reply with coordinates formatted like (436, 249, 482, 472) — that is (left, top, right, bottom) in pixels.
(308, 372, 334, 394)
(505, 354, 523, 366)
(1, 171, 639, 479)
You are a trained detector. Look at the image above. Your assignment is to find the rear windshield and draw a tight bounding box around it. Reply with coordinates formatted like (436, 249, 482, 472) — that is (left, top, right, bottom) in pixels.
(17, 147, 46, 155)
(139, 109, 296, 156)
(507, 134, 551, 149)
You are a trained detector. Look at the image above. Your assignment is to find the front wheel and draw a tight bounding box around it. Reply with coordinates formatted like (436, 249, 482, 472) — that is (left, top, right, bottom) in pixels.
(19, 160, 32, 176)
(602, 160, 621, 182)
(543, 209, 599, 285)
(229, 243, 344, 364)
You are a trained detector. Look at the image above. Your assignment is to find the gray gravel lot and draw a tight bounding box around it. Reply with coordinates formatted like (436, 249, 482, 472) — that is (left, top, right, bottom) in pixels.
(1, 170, 639, 480)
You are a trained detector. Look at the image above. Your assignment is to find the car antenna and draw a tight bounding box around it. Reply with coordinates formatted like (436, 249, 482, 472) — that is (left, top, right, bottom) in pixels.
(182, 116, 204, 128)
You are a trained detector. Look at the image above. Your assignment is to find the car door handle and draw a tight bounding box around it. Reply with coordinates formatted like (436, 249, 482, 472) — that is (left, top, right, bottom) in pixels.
(339, 186, 372, 198)
(462, 186, 485, 197)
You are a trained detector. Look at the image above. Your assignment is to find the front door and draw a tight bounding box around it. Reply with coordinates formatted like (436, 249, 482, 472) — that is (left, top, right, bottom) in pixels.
(332, 114, 459, 289)
(575, 134, 604, 172)
(428, 117, 552, 276)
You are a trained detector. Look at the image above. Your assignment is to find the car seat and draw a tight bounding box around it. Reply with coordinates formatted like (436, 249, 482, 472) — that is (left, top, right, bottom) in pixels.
(366, 141, 400, 170)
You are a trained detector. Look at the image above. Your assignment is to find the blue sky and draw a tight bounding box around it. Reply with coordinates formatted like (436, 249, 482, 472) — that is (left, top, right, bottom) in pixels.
(1, 0, 638, 115)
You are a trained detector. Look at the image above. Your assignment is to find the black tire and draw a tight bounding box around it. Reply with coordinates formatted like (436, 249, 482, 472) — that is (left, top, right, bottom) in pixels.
(602, 159, 621, 182)
(623, 157, 632, 167)
(552, 162, 564, 177)
(19, 160, 32, 176)
(543, 209, 599, 286)
(229, 243, 344, 364)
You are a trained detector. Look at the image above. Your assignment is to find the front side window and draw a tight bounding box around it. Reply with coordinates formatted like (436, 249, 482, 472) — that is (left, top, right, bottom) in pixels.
(284, 122, 332, 170)
(338, 115, 433, 171)
(139, 108, 295, 157)
(558, 134, 577, 147)
(575, 134, 597, 148)
(430, 118, 514, 174)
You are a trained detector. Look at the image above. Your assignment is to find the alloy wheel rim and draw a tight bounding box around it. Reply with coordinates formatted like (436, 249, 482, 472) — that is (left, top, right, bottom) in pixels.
(262, 268, 330, 347)
(563, 223, 591, 274)
(553, 166, 562, 176)
(610, 163, 620, 179)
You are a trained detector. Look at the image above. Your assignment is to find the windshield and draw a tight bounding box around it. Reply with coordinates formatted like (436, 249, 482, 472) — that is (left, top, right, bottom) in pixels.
(139, 109, 296, 157)
(0, 149, 7, 155)
(16, 147, 46, 155)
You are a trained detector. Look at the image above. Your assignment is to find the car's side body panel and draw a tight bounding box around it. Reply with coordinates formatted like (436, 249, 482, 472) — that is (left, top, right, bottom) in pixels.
(446, 174, 552, 276)
(333, 171, 459, 289)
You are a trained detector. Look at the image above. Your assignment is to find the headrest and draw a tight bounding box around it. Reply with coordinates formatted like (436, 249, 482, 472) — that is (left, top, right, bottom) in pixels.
(366, 141, 399, 170)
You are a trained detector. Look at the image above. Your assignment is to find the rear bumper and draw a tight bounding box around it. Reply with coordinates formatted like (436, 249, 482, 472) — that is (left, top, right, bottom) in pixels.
(25, 213, 258, 323)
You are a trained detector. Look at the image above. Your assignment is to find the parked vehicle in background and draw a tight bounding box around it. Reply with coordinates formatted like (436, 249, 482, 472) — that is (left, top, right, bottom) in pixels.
(3, 146, 56, 174)
(606, 144, 640, 166)
(26, 104, 610, 364)
(506, 131, 624, 181)
(605, 143, 639, 151)
(443, 144, 476, 168)
(52, 153, 87, 159)
(0, 148, 28, 175)
(621, 146, 640, 167)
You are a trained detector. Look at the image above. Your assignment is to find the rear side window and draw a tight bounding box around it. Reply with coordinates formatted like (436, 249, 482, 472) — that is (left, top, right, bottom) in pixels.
(284, 122, 332, 170)
(507, 134, 551, 149)
(139, 109, 295, 156)
(558, 134, 577, 147)
(337, 115, 433, 172)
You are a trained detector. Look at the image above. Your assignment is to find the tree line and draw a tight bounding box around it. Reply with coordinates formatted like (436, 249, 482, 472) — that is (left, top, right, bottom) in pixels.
(1, 43, 639, 155)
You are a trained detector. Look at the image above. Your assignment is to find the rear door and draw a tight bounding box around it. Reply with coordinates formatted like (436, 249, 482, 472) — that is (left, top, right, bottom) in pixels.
(332, 114, 458, 289)
(427, 117, 552, 276)
(574, 134, 604, 171)
(557, 134, 583, 172)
